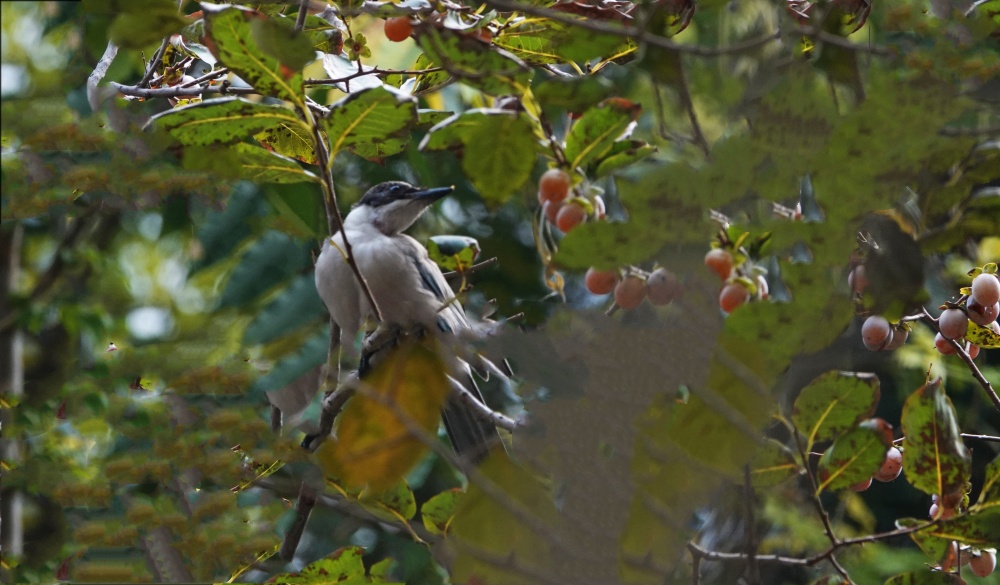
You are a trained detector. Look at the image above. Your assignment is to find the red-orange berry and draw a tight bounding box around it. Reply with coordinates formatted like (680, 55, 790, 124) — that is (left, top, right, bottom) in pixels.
(384, 17, 413, 42)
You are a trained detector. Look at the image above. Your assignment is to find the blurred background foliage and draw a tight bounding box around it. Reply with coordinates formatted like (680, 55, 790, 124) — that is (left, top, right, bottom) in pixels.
(1, 0, 999, 584)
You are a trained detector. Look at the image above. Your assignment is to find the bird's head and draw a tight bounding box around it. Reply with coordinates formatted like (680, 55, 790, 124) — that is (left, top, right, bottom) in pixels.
(347, 181, 453, 235)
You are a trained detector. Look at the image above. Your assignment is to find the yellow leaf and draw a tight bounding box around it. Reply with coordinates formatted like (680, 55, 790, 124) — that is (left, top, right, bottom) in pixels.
(316, 340, 450, 490)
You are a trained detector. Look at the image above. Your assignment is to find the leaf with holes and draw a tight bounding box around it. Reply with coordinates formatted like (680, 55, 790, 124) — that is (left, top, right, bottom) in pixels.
(792, 371, 881, 450)
(900, 378, 971, 498)
(151, 98, 305, 146)
(323, 86, 418, 163)
(418, 27, 531, 96)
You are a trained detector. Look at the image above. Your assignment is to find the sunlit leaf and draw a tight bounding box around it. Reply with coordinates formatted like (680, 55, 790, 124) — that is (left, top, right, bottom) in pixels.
(419, 109, 539, 205)
(816, 421, 890, 493)
(420, 488, 462, 535)
(323, 85, 418, 162)
(232, 143, 318, 184)
(563, 98, 641, 172)
(749, 438, 800, 487)
(150, 98, 305, 146)
(418, 26, 531, 96)
(792, 371, 881, 450)
(900, 379, 972, 498)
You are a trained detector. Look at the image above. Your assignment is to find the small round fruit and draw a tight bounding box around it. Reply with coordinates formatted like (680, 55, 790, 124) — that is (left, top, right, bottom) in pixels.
(542, 200, 563, 224)
(719, 282, 750, 313)
(885, 325, 909, 350)
(971, 272, 1000, 306)
(969, 344, 980, 359)
(929, 503, 955, 520)
(646, 268, 678, 306)
(538, 169, 571, 204)
(848, 264, 869, 294)
(967, 299, 999, 326)
(935, 332, 958, 355)
(705, 249, 733, 280)
(970, 550, 997, 578)
(938, 308, 969, 339)
(614, 276, 647, 309)
(874, 447, 903, 482)
(862, 316, 893, 351)
(384, 17, 413, 42)
(556, 202, 587, 233)
(849, 477, 873, 492)
(585, 268, 618, 295)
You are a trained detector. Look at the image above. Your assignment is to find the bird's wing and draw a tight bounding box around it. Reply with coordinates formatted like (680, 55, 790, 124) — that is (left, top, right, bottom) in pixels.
(402, 236, 470, 334)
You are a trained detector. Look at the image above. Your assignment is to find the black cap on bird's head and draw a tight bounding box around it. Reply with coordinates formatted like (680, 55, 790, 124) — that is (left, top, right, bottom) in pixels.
(350, 181, 454, 235)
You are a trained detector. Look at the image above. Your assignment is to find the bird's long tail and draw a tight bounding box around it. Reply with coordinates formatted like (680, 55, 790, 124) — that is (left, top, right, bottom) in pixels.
(441, 375, 501, 465)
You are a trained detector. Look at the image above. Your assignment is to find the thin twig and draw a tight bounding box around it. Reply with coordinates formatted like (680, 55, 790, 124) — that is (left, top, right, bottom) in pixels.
(743, 466, 760, 584)
(792, 425, 853, 582)
(279, 482, 316, 560)
(307, 110, 384, 322)
(111, 80, 256, 98)
(138, 38, 170, 88)
(443, 257, 498, 281)
(295, 0, 309, 32)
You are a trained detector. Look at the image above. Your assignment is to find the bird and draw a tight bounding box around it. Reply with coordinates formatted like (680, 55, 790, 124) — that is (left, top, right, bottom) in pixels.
(314, 181, 502, 462)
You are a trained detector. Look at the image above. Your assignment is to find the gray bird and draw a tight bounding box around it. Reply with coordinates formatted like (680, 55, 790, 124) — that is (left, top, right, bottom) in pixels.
(314, 181, 501, 462)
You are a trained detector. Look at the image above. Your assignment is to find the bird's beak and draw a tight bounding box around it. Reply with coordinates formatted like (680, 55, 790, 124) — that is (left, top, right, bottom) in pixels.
(412, 186, 454, 201)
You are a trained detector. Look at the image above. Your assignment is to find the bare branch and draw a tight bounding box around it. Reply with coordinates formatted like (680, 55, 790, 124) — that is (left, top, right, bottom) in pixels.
(443, 257, 498, 281)
(138, 38, 170, 88)
(87, 41, 120, 111)
(295, 0, 309, 32)
(279, 482, 316, 561)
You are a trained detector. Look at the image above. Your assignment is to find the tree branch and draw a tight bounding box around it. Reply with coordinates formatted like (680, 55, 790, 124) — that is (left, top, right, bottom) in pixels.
(919, 307, 1000, 412)
(138, 38, 170, 88)
(279, 482, 316, 561)
(448, 375, 521, 432)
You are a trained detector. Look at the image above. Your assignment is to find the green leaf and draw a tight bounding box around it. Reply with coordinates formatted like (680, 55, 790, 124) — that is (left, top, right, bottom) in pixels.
(749, 438, 800, 487)
(792, 371, 881, 450)
(232, 143, 318, 184)
(900, 379, 972, 498)
(256, 120, 317, 164)
(421, 488, 462, 535)
(427, 236, 480, 272)
(103, 0, 187, 50)
(203, 5, 305, 107)
(418, 27, 531, 96)
(419, 109, 538, 205)
(323, 86, 419, 163)
(593, 140, 657, 177)
(243, 275, 325, 346)
(249, 15, 317, 73)
(269, 546, 402, 585)
(218, 230, 310, 308)
(563, 98, 641, 171)
(979, 453, 1000, 507)
(896, 517, 950, 562)
(531, 74, 615, 111)
(883, 570, 963, 585)
(150, 97, 305, 146)
(816, 421, 891, 493)
(917, 507, 1000, 548)
(362, 480, 417, 521)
